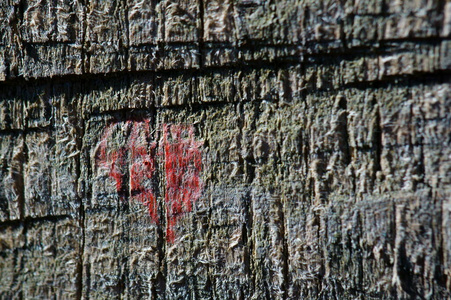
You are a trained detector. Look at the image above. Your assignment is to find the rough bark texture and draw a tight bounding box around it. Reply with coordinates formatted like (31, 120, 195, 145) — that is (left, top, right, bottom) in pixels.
(0, 0, 451, 299)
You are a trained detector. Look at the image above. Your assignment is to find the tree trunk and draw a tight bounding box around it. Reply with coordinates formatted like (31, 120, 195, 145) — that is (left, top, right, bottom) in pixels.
(0, 0, 450, 299)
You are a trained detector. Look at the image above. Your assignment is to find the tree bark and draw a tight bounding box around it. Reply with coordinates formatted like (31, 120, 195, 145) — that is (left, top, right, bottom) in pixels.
(0, 0, 450, 299)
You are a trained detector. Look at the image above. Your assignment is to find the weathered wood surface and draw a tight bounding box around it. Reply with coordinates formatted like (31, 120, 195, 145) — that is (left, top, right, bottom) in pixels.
(0, 0, 450, 299)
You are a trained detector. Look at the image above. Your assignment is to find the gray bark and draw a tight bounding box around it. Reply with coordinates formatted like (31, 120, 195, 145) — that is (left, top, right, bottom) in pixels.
(0, 0, 450, 299)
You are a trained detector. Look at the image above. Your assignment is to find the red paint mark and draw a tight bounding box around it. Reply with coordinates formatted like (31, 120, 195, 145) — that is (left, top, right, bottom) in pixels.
(162, 124, 203, 242)
(97, 123, 127, 193)
(96, 121, 203, 242)
(127, 120, 158, 224)
(96, 120, 157, 222)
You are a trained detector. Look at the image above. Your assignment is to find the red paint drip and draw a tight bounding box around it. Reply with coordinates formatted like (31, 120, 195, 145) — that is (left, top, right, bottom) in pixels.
(162, 124, 203, 243)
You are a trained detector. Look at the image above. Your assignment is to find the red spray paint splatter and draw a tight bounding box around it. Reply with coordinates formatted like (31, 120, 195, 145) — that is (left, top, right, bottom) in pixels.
(96, 121, 203, 242)
(127, 120, 158, 224)
(162, 124, 203, 242)
(96, 123, 127, 194)
(96, 120, 158, 223)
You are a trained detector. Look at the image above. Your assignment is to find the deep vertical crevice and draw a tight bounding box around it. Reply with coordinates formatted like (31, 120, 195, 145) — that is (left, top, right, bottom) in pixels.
(243, 189, 254, 297)
(18, 103, 26, 222)
(19, 88, 29, 298)
(373, 102, 383, 177)
(435, 189, 446, 290)
(278, 195, 289, 300)
(19, 222, 27, 300)
(153, 108, 166, 300)
(335, 94, 351, 167)
(237, 101, 256, 296)
(205, 163, 214, 298)
(73, 84, 85, 300)
(191, 212, 199, 300)
(355, 211, 364, 294)
(13, 112, 26, 300)
(77, 81, 91, 299)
